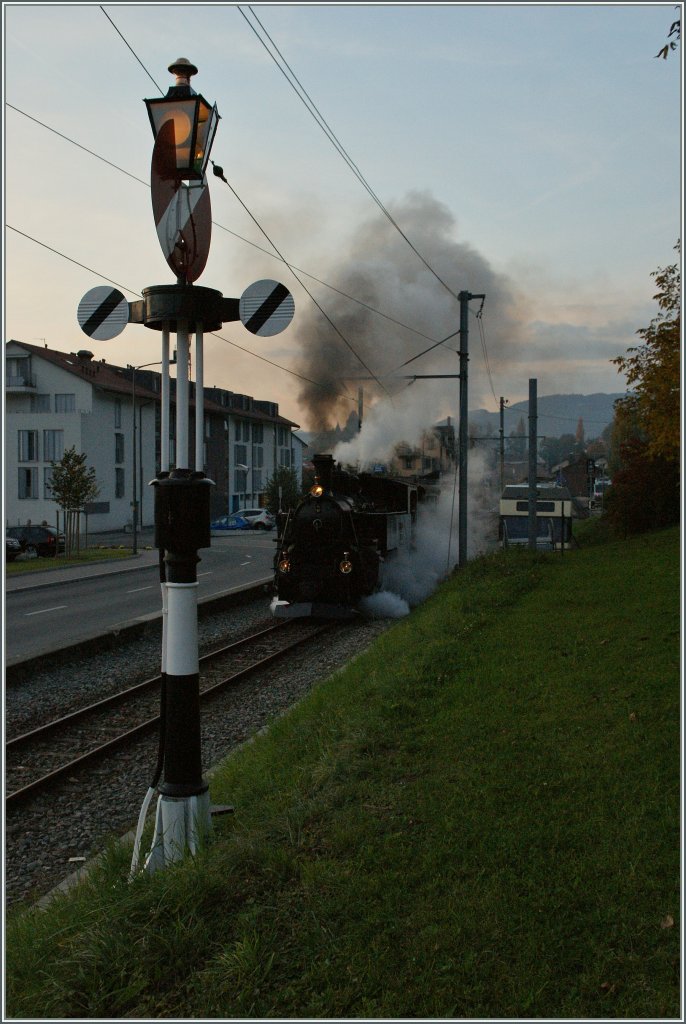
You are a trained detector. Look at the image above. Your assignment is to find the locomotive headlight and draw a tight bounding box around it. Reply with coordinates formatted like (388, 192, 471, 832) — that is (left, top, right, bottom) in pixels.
(311, 482, 324, 497)
(278, 555, 291, 573)
(339, 552, 353, 574)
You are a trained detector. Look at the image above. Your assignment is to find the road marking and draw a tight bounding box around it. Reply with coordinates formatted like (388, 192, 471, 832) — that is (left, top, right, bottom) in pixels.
(127, 585, 154, 594)
(25, 605, 67, 616)
(198, 571, 213, 577)
(240, 561, 252, 566)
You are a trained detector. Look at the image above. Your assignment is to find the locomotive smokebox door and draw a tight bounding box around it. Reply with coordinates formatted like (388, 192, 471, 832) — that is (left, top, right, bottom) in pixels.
(153, 470, 215, 551)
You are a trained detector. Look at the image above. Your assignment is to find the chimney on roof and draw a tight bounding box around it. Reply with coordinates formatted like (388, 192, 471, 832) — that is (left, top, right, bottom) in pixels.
(77, 350, 94, 361)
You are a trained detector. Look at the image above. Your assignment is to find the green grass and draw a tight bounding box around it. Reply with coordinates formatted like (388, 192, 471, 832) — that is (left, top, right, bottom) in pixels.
(5, 546, 141, 575)
(5, 526, 680, 1018)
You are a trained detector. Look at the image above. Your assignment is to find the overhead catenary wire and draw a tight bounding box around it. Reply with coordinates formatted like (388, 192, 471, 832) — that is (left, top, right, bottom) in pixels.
(97, 5, 389, 400)
(12, 11, 506, 411)
(6, 225, 359, 407)
(8, 99, 439, 350)
(238, 4, 462, 304)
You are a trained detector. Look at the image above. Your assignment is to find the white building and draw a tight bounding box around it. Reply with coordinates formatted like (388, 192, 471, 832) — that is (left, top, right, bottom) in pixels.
(4, 340, 301, 532)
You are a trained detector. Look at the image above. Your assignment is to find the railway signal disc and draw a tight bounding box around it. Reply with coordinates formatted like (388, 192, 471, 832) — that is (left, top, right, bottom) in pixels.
(77, 286, 129, 340)
(239, 279, 295, 336)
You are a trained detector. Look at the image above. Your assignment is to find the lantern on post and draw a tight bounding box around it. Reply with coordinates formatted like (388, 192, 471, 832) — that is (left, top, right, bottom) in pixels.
(144, 58, 220, 181)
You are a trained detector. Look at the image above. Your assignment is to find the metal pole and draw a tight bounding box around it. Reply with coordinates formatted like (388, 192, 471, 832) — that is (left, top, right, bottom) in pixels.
(161, 325, 170, 472)
(176, 320, 189, 469)
(457, 291, 470, 568)
(132, 369, 138, 555)
(528, 378, 538, 550)
(195, 324, 204, 473)
(499, 396, 505, 494)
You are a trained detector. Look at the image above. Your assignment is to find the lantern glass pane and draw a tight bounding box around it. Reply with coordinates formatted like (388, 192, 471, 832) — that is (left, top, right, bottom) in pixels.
(147, 97, 200, 173)
(192, 99, 218, 177)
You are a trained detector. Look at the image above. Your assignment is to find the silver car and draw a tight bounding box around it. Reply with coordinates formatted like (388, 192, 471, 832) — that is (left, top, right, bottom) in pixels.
(235, 508, 275, 531)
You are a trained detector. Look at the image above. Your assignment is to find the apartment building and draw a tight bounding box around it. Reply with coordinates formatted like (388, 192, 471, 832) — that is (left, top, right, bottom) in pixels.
(5, 340, 301, 531)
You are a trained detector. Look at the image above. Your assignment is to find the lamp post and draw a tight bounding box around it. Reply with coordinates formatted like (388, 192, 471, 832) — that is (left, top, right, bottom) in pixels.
(133, 59, 221, 877)
(71, 56, 295, 877)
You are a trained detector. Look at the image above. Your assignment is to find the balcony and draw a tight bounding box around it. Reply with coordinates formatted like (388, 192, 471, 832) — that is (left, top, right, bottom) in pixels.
(5, 373, 36, 390)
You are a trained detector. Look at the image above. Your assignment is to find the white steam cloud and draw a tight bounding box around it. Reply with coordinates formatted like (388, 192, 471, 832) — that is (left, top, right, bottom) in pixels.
(339, 414, 498, 619)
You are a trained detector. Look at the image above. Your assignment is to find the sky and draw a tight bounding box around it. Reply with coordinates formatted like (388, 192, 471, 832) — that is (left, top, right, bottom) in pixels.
(3, 2, 682, 439)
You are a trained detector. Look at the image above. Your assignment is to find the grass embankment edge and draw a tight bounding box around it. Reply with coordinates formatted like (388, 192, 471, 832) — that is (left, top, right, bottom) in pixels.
(5, 525, 680, 1019)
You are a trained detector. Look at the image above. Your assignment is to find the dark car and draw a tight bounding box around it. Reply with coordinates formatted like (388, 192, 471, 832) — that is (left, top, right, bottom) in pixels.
(6, 525, 66, 557)
(6, 534, 22, 562)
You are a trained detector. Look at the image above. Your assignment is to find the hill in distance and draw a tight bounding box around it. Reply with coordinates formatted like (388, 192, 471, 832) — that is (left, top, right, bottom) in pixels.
(297, 393, 627, 451)
(470, 393, 626, 440)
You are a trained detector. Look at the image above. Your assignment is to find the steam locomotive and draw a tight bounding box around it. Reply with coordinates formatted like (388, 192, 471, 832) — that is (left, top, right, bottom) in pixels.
(272, 453, 422, 618)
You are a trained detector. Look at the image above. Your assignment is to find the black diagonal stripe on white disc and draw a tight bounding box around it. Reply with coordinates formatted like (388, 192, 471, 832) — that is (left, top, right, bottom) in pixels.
(240, 280, 294, 337)
(77, 286, 128, 340)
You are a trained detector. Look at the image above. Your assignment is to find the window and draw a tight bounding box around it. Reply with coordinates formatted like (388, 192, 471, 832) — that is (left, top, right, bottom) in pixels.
(55, 393, 76, 412)
(280, 449, 291, 468)
(6, 356, 31, 386)
(115, 467, 125, 498)
(44, 467, 54, 499)
(236, 419, 250, 442)
(114, 398, 122, 428)
(43, 429, 64, 463)
(115, 433, 125, 463)
(30, 393, 51, 412)
(254, 447, 264, 468)
(251, 423, 263, 443)
(18, 430, 39, 461)
(252, 470, 262, 491)
(205, 418, 212, 439)
(234, 444, 247, 465)
(234, 469, 247, 492)
(18, 467, 38, 499)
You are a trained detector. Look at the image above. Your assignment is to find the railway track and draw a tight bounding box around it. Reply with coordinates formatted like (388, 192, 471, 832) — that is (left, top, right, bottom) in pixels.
(5, 618, 335, 809)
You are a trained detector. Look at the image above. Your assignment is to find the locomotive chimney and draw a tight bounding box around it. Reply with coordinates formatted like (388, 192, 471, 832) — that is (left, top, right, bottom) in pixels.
(312, 453, 334, 493)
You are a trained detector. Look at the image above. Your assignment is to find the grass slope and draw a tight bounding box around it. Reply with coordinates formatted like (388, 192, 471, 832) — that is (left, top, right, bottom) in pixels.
(5, 526, 680, 1018)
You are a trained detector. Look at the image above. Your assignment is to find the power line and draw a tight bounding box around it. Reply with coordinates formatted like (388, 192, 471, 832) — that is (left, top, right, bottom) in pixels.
(9, 99, 439, 349)
(238, 5, 462, 303)
(6, 224, 357, 405)
(212, 166, 390, 399)
(472, 303, 498, 406)
(7, 225, 141, 296)
(97, 6, 389, 399)
(99, 6, 163, 94)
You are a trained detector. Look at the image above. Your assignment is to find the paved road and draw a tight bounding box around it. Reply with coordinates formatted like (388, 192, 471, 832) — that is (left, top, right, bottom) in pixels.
(5, 533, 277, 664)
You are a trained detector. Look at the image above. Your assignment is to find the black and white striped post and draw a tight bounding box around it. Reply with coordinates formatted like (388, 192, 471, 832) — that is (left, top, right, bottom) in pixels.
(75, 58, 298, 877)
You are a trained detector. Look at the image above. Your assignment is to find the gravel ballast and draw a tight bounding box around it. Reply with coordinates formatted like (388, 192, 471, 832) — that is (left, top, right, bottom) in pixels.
(5, 596, 397, 908)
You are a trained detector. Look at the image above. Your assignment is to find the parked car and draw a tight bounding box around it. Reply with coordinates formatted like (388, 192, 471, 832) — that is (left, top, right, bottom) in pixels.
(210, 513, 251, 532)
(235, 508, 275, 531)
(6, 534, 22, 562)
(5, 525, 66, 557)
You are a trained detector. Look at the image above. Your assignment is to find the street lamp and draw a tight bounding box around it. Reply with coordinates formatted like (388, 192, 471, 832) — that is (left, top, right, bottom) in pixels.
(144, 58, 220, 180)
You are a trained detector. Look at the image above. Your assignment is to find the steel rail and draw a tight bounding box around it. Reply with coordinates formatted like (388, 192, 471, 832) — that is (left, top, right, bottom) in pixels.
(6, 621, 335, 808)
(6, 621, 290, 750)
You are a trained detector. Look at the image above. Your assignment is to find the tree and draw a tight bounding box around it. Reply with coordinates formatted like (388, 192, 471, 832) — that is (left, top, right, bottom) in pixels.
(263, 466, 301, 515)
(604, 438, 679, 536)
(575, 417, 585, 446)
(613, 242, 680, 464)
(49, 447, 100, 555)
(540, 433, 576, 471)
(508, 417, 527, 460)
(655, 9, 680, 59)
